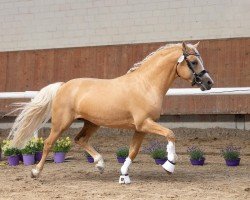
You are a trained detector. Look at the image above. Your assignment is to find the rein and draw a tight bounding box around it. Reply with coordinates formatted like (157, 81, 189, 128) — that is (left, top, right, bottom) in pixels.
(176, 52, 209, 86)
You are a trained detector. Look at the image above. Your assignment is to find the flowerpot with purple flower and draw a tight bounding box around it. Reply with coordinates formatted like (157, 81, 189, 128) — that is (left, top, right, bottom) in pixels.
(225, 158, 240, 166)
(143, 141, 168, 165)
(33, 137, 44, 162)
(35, 151, 43, 162)
(21, 145, 36, 166)
(53, 137, 71, 164)
(54, 152, 66, 163)
(187, 146, 205, 166)
(20, 137, 44, 165)
(221, 145, 241, 167)
(116, 147, 129, 163)
(155, 158, 167, 165)
(87, 156, 94, 163)
(151, 149, 167, 165)
(22, 154, 35, 166)
(190, 158, 205, 165)
(84, 151, 94, 163)
(7, 155, 20, 166)
(117, 157, 126, 163)
(18, 154, 23, 162)
(2, 141, 20, 166)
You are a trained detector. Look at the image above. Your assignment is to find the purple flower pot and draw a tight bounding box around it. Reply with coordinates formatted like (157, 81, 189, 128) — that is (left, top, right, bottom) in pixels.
(54, 152, 66, 163)
(86, 156, 94, 163)
(154, 158, 167, 165)
(23, 154, 35, 166)
(7, 155, 19, 166)
(117, 157, 126, 163)
(18, 154, 23, 162)
(35, 152, 43, 162)
(190, 158, 205, 166)
(225, 158, 240, 166)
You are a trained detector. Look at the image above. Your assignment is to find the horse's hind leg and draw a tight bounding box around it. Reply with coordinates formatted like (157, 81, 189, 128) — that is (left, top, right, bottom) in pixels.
(31, 109, 74, 178)
(74, 121, 104, 173)
(119, 131, 146, 184)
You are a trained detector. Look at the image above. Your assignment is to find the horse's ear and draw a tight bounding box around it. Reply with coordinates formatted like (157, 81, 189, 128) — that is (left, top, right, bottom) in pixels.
(182, 41, 188, 51)
(194, 41, 200, 49)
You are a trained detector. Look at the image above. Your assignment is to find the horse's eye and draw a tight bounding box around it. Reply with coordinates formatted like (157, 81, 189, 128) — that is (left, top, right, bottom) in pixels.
(191, 61, 198, 65)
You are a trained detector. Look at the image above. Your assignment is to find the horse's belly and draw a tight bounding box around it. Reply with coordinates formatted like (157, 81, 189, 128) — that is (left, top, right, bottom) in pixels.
(76, 95, 134, 128)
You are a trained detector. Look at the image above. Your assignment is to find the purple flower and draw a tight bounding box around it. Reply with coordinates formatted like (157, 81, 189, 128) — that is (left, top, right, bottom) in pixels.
(221, 145, 241, 160)
(143, 140, 167, 154)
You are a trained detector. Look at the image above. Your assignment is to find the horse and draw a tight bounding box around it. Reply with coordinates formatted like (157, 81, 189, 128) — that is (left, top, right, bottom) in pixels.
(9, 42, 214, 184)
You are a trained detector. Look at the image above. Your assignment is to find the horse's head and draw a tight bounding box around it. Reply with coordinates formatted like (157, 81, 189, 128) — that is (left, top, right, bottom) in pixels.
(176, 42, 214, 91)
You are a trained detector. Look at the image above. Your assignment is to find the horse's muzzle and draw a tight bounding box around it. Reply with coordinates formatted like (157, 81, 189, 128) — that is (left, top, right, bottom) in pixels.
(200, 79, 214, 91)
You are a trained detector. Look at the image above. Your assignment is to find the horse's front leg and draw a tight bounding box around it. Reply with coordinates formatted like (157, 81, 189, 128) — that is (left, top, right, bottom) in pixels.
(119, 131, 146, 184)
(138, 118, 177, 174)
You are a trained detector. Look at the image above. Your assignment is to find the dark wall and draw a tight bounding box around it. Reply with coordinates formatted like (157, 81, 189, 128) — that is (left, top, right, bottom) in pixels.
(0, 38, 249, 115)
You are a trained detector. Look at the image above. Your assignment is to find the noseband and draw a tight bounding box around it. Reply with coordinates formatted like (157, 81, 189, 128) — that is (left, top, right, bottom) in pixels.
(177, 52, 209, 86)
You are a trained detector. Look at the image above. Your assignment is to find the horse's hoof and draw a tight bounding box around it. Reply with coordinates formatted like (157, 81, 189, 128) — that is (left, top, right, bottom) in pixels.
(162, 160, 175, 174)
(166, 170, 172, 175)
(95, 165, 104, 174)
(31, 168, 40, 178)
(119, 174, 131, 184)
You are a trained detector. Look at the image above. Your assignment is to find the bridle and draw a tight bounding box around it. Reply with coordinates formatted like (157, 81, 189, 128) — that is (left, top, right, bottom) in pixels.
(176, 51, 209, 86)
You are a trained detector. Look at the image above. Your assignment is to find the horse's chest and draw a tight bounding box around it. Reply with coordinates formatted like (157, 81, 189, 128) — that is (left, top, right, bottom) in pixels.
(146, 100, 162, 117)
(135, 95, 163, 119)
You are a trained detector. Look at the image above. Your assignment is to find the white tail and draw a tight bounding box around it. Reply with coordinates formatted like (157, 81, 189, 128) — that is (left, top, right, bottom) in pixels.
(8, 82, 64, 149)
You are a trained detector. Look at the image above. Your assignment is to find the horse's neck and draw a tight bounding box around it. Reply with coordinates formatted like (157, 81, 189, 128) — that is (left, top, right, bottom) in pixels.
(135, 49, 179, 97)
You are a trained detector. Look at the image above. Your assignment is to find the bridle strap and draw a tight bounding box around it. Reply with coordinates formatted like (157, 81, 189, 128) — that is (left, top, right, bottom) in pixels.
(197, 69, 208, 77)
(176, 51, 209, 86)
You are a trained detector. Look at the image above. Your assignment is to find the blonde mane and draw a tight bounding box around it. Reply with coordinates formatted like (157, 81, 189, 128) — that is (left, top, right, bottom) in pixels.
(127, 43, 181, 73)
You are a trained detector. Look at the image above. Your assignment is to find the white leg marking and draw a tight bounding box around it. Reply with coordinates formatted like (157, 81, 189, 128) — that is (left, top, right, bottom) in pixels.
(162, 141, 177, 173)
(119, 157, 132, 184)
(167, 141, 178, 162)
(119, 174, 131, 184)
(31, 168, 41, 178)
(94, 155, 105, 173)
(121, 157, 132, 175)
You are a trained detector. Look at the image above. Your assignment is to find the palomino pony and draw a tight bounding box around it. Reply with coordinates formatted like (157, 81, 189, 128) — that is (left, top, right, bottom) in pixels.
(9, 42, 213, 184)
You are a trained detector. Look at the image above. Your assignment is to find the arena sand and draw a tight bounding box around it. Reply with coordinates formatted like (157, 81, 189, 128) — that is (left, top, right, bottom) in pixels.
(0, 127, 249, 200)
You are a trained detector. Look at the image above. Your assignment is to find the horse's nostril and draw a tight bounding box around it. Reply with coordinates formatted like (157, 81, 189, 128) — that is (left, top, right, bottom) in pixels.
(207, 80, 212, 85)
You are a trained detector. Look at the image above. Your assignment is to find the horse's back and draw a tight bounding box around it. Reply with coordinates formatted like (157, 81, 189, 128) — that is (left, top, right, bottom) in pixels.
(53, 78, 134, 127)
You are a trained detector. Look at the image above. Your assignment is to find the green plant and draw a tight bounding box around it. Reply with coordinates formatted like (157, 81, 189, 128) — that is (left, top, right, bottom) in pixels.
(143, 140, 166, 154)
(2, 140, 20, 156)
(221, 146, 240, 160)
(21, 138, 41, 155)
(151, 149, 166, 159)
(21, 146, 35, 155)
(3, 147, 20, 157)
(116, 147, 129, 158)
(30, 137, 44, 152)
(187, 146, 205, 160)
(53, 137, 71, 153)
